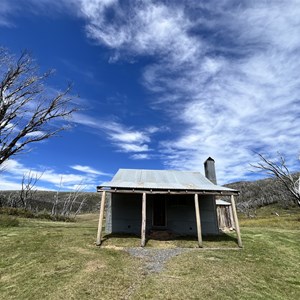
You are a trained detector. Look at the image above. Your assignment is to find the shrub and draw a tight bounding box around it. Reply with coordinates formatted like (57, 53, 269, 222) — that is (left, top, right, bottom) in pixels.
(50, 215, 76, 222)
(0, 207, 35, 218)
(0, 206, 76, 222)
(0, 215, 19, 227)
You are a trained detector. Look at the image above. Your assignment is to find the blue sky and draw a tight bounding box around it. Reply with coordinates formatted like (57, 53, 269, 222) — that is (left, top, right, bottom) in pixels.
(0, 0, 299, 191)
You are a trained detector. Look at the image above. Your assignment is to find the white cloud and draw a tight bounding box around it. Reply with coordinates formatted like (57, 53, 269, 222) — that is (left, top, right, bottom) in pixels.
(0, 0, 16, 27)
(0, 178, 22, 190)
(74, 113, 152, 153)
(131, 153, 151, 160)
(1, 159, 27, 174)
(0, 0, 77, 27)
(75, 0, 300, 183)
(78, 0, 202, 65)
(145, 126, 160, 134)
(0, 159, 108, 191)
(118, 143, 149, 153)
(26, 131, 46, 137)
(70, 164, 110, 176)
(110, 131, 149, 144)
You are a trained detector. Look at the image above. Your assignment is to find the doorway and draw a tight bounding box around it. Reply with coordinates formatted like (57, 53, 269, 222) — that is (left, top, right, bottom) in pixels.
(152, 196, 166, 227)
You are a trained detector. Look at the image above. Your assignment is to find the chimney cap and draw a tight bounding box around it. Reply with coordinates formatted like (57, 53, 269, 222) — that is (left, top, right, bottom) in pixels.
(204, 157, 215, 163)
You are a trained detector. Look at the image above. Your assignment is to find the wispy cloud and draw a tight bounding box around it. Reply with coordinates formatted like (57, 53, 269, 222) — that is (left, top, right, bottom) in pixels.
(80, 0, 200, 61)
(130, 153, 151, 160)
(0, 159, 109, 191)
(73, 113, 153, 154)
(0, 0, 17, 27)
(70, 164, 111, 176)
(74, 0, 300, 183)
(0, 0, 76, 27)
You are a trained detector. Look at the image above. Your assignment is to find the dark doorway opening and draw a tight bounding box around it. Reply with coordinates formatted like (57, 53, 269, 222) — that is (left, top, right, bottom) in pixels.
(153, 196, 166, 227)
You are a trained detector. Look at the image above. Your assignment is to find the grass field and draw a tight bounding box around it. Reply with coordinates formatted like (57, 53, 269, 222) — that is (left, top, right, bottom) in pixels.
(1, 207, 300, 300)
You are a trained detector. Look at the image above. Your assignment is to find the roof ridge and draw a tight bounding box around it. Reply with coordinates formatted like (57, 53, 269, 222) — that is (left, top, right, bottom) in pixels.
(118, 168, 201, 173)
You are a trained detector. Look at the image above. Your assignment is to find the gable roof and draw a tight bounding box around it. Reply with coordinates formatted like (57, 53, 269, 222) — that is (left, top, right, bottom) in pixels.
(99, 169, 237, 193)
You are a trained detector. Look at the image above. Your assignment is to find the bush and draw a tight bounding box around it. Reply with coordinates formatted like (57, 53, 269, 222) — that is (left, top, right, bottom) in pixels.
(49, 215, 76, 222)
(0, 207, 76, 222)
(0, 215, 19, 227)
(36, 209, 52, 220)
(0, 207, 35, 218)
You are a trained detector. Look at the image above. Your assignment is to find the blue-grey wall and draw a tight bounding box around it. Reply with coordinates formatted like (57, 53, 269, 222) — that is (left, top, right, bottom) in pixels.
(105, 193, 219, 236)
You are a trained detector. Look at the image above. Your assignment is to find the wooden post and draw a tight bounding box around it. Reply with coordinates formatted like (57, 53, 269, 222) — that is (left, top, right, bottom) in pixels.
(141, 192, 146, 247)
(194, 193, 203, 248)
(96, 191, 106, 246)
(228, 206, 234, 229)
(230, 195, 243, 248)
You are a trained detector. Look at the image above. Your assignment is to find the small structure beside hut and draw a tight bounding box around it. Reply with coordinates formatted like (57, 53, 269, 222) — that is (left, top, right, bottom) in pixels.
(96, 157, 242, 247)
(216, 199, 234, 231)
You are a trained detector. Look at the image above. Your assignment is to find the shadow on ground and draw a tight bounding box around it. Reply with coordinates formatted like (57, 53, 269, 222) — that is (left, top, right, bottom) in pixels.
(101, 230, 239, 248)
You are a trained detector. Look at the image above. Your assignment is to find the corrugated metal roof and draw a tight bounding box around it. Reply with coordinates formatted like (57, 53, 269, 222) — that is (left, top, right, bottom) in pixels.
(100, 169, 237, 192)
(216, 199, 231, 206)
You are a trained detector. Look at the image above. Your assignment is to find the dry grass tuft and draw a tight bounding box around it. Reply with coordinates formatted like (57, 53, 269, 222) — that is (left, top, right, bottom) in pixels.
(84, 260, 106, 273)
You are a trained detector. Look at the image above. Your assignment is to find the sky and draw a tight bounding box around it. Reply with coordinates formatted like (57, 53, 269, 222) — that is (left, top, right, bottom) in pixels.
(0, 0, 300, 191)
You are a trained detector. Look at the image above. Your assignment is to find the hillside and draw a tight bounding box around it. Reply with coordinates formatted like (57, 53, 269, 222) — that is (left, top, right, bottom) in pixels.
(0, 190, 100, 213)
(225, 174, 299, 214)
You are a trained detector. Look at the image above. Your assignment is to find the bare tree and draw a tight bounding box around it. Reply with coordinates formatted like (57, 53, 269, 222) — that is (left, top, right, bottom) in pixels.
(19, 171, 43, 209)
(1, 171, 43, 209)
(0, 48, 77, 165)
(0, 192, 16, 208)
(51, 178, 87, 218)
(252, 153, 300, 206)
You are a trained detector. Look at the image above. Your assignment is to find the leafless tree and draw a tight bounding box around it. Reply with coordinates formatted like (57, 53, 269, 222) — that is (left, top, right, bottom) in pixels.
(51, 178, 87, 218)
(1, 171, 43, 209)
(252, 153, 300, 207)
(0, 48, 77, 165)
(19, 171, 43, 209)
(0, 192, 18, 208)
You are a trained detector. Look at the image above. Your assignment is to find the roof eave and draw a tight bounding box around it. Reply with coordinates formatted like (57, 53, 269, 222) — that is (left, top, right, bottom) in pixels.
(97, 186, 239, 196)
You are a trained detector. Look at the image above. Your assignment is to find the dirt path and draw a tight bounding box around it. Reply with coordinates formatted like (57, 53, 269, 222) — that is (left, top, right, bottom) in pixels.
(125, 247, 191, 273)
(122, 248, 191, 299)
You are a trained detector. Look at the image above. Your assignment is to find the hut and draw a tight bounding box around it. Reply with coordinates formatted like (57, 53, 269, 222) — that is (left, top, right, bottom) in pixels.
(96, 158, 242, 247)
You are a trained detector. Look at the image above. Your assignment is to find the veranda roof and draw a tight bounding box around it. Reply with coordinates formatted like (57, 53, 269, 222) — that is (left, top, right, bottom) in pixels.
(216, 199, 232, 206)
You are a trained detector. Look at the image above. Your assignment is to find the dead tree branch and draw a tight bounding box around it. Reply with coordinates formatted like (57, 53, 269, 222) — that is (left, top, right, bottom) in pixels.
(0, 48, 77, 165)
(51, 179, 87, 218)
(251, 153, 300, 206)
(19, 171, 43, 209)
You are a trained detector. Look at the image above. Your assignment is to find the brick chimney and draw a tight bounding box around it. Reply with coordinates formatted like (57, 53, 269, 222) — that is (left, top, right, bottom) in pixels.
(204, 157, 217, 184)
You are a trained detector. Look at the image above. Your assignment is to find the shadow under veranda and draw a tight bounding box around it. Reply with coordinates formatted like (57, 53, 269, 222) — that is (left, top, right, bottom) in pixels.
(100, 230, 240, 248)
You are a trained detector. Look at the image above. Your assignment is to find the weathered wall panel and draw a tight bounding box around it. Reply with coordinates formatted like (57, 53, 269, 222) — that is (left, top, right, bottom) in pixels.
(199, 195, 219, 234)
(110, 193, 142, 234)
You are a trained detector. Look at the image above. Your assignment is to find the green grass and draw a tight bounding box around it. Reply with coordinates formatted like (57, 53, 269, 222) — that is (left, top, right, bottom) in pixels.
(239, 205, 300, 230)
(1, 209, 300, 299)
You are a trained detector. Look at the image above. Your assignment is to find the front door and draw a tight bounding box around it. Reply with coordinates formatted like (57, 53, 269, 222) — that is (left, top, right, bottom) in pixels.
(153, 197, 166, 227)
